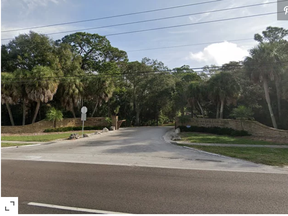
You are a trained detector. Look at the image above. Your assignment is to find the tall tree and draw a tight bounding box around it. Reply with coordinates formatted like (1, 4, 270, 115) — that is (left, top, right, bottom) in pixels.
(54, 43, 84, 118)
(244, 43, 278, 128)
(254, 26, 288, 120)
(124, 61, 153, 125)
(187, 81, 205, 117)
(58, 32, 128, 72)
(207, 72, 240, 119)
(24, 66, 61, 123)
(172, 65, 201, 116)
(1, 72, 19, 126)
(5, 31, 59, 71)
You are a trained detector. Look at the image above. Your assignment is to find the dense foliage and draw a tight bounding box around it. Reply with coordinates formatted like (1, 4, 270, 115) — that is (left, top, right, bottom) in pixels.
(1, 27, 288, 129)
(178, 126, 250, 136)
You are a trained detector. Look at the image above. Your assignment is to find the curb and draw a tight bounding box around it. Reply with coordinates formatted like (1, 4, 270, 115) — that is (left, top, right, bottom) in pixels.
(174, 141, 288, 148)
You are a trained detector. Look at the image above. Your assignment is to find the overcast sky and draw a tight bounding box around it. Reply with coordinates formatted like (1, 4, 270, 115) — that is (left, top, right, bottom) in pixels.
(1, 0, 288, 69)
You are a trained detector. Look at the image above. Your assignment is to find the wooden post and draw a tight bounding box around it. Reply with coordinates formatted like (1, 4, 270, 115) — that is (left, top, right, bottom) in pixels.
(112, 116, 118, 130)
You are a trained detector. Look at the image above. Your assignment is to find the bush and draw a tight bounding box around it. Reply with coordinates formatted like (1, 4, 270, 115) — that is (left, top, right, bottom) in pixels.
(178, 126, 250, 136)
(230, 106, 254, 120)
(44, 125, 108, 133)
(46, 107, 63, 128)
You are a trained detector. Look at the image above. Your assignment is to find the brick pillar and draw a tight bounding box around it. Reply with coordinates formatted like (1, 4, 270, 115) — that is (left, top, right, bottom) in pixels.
(112, 116, 118, 130)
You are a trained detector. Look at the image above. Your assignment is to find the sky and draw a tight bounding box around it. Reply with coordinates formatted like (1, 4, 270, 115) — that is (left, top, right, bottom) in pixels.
(1, 0, 288, 70)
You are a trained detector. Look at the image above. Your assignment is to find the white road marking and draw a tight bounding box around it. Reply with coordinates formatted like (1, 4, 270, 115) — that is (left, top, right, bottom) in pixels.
(27, 202, 129, 214)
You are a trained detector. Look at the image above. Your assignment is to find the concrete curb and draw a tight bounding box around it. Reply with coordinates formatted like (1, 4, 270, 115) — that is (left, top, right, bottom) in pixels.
(175, 142, 288, 148)
(1, 129, 122, 149)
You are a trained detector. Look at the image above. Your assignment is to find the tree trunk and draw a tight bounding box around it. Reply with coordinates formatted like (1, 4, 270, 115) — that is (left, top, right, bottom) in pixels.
(6, 103, 15, 126)
(216, 102, 220, 119)
(135, 105, 140, 126)
(191, 104, 194, 118)
(53, 120, 56, 128)
(263, 78, 277, 128)
(275, 75, 281, 119)
(22, 100, 26, 125)
(219, 98, 224, 119)
(71, 108, 76, 118)
(32, 100, 40, 124)
(181, 107, 184, 117)
(197, 101, 204, 117)
(91, 100, 99, 117)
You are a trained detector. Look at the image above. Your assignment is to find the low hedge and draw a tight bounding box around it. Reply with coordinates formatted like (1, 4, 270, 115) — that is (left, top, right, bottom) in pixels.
(178, 126, 250, 136)
(44, 125, 109, 133)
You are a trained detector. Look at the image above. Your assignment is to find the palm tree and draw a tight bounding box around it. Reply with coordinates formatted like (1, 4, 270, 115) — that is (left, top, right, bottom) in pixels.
(254, 27, 288, 121)
(14, 69, 30, 125)
(1, 72, 19, 126)
(244, 43, 278, 128)
(25, 66, 60, 123)
(208, 72, 240, 119)
(85, 75, 114, 117)
(58, 76, 84, 118)
(187, 81, 205, 117)
(54, 43, 84, 118)
(46, 107, 63, 128)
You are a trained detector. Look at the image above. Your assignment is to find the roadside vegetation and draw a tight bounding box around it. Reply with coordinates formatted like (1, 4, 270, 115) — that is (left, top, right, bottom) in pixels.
(179, 145, 288, 166)
(2, 26, 288, 130)
(180, 132, 282, 145)
(1, 131, 96, 142)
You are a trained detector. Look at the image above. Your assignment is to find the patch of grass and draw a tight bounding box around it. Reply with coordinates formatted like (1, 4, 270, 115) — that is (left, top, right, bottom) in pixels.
(44, 126, 108, 132)
(180, 132, 281, 145)
(1, 143, 38, 147)
(1, 131, 95, 142)
(179, 145, 288, 166)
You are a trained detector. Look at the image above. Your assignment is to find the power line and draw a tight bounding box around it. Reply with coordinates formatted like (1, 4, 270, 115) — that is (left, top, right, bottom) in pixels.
(1, 11, 282, 41)
(104, 11, 280, 37)
(16, 1, 282, 38)
(1, 0, 222, 33)
(127, 38, 254, 52)
(3, 61, 288, 84)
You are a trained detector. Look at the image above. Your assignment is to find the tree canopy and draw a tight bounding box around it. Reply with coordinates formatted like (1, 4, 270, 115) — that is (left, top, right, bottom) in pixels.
(1, 27, 288, 130)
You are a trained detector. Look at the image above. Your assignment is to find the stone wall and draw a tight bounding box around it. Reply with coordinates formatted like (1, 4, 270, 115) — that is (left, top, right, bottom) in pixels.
(176, 118, 288, 138)
(1, 117, 110, 134)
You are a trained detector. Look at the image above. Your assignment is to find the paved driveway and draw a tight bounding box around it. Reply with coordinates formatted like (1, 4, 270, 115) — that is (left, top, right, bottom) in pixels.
(2, 127, 287, 173)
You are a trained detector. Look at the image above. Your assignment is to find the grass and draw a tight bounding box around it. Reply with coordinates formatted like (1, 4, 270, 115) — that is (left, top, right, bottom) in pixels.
(179, 145, 288, 166)
(180, 132, 281, 145)
(1, 143, 38, 147)
(1, 131, 96, 142)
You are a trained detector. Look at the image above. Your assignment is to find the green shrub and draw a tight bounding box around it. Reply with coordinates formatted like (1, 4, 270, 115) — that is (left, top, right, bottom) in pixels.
(230, 106, 254, 120)
(178, 126, 250, 136)
(46, 107, 63, 128)
(43, 125, 108, 133)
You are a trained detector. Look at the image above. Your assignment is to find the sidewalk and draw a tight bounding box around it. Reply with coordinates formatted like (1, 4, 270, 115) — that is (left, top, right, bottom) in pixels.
(173, 141, 288, 148)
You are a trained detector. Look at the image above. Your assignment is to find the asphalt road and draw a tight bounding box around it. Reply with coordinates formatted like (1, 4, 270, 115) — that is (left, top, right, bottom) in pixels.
(2, 127, 287, 173)
(2, 127, 288, 213)
(2, 160, 288, 214)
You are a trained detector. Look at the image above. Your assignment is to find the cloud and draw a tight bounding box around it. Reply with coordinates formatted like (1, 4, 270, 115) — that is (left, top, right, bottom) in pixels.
(189, 12, 211, 23)
(168, 29, 198, 34)
(189, 41, 249, 65)
(2, 0, 65, 16)
(1, 25, 76, 44)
